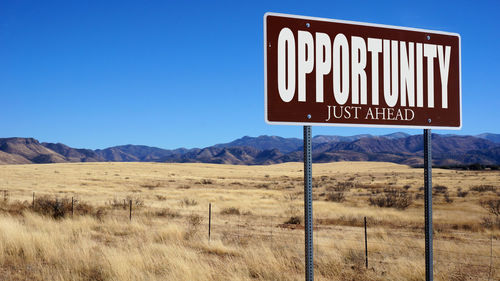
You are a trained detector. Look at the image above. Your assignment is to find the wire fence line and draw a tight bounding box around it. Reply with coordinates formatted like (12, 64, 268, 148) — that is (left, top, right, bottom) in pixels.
(1, 190, 499, 278)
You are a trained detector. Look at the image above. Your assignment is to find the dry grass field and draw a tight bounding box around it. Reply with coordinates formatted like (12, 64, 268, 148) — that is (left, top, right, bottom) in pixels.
(0, 161, 498, 280)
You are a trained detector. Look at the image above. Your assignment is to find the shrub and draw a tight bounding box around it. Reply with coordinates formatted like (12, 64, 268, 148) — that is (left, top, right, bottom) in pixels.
(457, 190, 469, 197)
(180, 198, 198, 207)
(369, 189, 412, 210)
(0, 200, 30, 216)
(107, 198, 128, 209)
(32, 196, 66, 219)
(434, 185, 448, 194)
(32, 196, 94, 219)
(74, 200, 94, 216)
(284, 216, 301, 225)
(329, 181, 355, 192)
(480, 199, 500, 217)
(471, 185, 496, 193)
(326, 192, 345, 202)
(256, 183, 270, 189)
(107, 197, 143, 209)
(126, 196, 144, 207)
(184, 214, 203, 240)
(140, 181, 161, 189)
(154, 208, 180, 218)
(343, 249, 365, 269)
(94, 207, 107, 221)
(188, 214, 202, 226)
(156, 195, 167, 201)
(220, 207, 240, 215)
(481, 216, 500, 229)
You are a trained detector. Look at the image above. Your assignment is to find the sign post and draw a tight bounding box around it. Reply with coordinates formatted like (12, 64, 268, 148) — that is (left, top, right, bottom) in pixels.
(303, 125, 313, 281)
(423, 129, 433, 280)
(264, 12, 461, 281)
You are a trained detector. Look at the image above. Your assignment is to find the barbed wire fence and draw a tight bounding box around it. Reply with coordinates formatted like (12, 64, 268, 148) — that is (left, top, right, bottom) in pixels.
(1, 189, 499, 279)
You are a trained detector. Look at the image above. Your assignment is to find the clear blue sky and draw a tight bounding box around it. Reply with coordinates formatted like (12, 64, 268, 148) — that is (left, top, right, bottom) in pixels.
(0, 0, 498, 149)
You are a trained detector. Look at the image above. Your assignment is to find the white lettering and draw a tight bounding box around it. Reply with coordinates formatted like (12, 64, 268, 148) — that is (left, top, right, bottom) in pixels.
(351, 36, 367, 105)
(416, 43, 424, 107)
(400, 41, 415, 107)
(383, 40, 399, 107)
(437, 45, 451, 108)
(424, 44, 437, 108)
(333, 33, 350, 105)
(275, 29, 453, 111)
(315, 32, 331, 102)
(277, 28, 295, 102)
(368, 38, 382, 106)
(298, 31, 314, 102)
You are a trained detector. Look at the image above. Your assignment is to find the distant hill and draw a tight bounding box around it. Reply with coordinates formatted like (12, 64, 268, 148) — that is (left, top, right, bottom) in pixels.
(310, 134, 499, 166)
(0, 133, 499, 166)
(312, 132, 410, 144)
(94, 145, 187, 162)
(42, 142, 104, 162)
(476, 133, 500, 143)
(0, 138, 66, 164)
(214, 133, 412, 152)
(214, 135, 302, 153)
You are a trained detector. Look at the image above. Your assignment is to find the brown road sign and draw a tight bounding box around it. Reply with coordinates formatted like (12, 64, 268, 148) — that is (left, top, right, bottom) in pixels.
(264, 13, 461, 129)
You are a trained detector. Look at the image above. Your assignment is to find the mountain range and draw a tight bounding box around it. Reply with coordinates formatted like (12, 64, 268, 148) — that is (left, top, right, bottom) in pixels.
(0, 133, 499, 167)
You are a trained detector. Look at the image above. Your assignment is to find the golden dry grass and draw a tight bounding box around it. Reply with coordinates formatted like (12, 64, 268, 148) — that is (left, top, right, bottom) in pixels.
(0, 161, 498, 280)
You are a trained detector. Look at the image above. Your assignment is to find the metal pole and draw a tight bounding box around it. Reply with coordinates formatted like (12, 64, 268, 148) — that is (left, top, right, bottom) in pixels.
(364, 216, 368, 269)
(208, 203, 212, 242)
(72, 197, 74, 218)
(303, 125, 314, 281)
(129, 199, 132, 221)
(488, 233, 493, 281)
(424, 129, 433, 281)
(32, 192, 35, 208)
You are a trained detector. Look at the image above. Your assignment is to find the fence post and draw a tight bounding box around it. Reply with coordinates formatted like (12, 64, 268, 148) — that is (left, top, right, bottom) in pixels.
(364, 216, 368, 269)
(129, 199, 132, 221)
(32, 192, 35, 208)
(208, 203, 212, 242)
(3, 190, 6, 201)
(238, 213, 241, 244)
(270, 216, 273, 247)
(72, 197, 74, 218)
(489, 233, 493, 281)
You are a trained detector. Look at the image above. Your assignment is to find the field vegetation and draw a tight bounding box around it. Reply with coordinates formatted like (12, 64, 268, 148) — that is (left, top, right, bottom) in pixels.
(0, 162, 498, 280)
